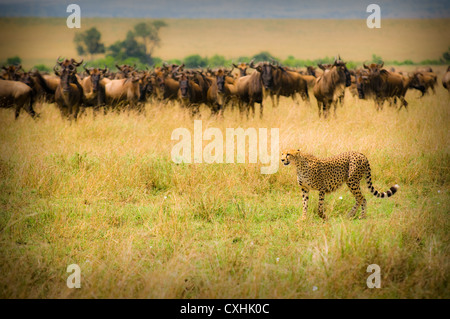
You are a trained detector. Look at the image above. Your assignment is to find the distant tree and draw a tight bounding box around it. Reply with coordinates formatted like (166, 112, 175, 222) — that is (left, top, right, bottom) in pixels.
(208, 55, 228, 67)
(371, 54, 383, 64)
(252, 51, 276, 62)
(6, 56, 22, 65)
(33, 64, 50, 72)
(74, 27, 105, 60)
(184, 55, 208, 68)
(108, 31, 150, 64)
(133, 20, 168, 57)
(442, 47, 450, 63)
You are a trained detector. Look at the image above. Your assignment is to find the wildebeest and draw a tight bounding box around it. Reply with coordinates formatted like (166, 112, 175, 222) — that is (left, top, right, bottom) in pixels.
(115, 64, 136, 79)
(416, 66, 433, 73)
(408, 71, 437, 96)
(104, 71, 143, 111)
(79, 66, 108, 114)
(232, 60, 252, 78)
(252, 61, 309, 108)
(178, 72, 204, 116)
(313, 57, 351, 118)
(443, 66, 450, 94)
(360, 62, 410, 111)
(0, 79, 37, 119)
(53, 61, 83, 120)
(0, 64, 24, 81)
(205, 68, 238, 116)
(235, 67, 263, 118)
(153, 70, 180, 103)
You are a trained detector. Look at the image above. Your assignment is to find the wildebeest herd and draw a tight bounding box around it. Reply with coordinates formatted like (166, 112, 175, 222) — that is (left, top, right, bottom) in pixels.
(0, 56, 449, 120)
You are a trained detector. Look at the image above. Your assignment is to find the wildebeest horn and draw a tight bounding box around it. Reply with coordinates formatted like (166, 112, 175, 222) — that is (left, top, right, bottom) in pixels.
(379, 61, 384, 68)
(72, 59, 83, 67)
(53, 65, 61, 76)
(56, 56, 64, 65)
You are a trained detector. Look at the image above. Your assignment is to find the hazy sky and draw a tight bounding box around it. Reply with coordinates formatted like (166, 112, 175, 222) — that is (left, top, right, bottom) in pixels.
(0, 0, 449, 18)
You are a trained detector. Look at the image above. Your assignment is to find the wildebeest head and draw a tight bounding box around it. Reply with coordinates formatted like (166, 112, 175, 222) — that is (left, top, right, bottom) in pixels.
(355, 70, 370, 99)
(332, 56, 352, 87)
(1, 64, 23, 81)
(215, 69, 226, 93)
(56, 56, 83, 73)
(363, 62, 384, 76)
(306, 66, 316, 77)
(19, 71, 35, 88)
(54, 65, 76, 93)
(252, 61, 276, 90)
(84, 66, 108, 93)
(115, 64, 136, 78)
(178, 73, 190, 99)
(232, 60, 253, 77)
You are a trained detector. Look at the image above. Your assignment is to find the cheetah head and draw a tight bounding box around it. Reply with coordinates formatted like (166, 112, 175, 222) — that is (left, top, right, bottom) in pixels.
(281, 149, 300, 166)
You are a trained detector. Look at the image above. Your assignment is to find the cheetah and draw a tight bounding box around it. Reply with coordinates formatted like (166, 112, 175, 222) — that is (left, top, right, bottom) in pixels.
(281, 149, 399, 220)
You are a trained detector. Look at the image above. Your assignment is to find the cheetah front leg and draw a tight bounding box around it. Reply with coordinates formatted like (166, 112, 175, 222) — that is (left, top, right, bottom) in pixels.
(300, 187, 309, 220)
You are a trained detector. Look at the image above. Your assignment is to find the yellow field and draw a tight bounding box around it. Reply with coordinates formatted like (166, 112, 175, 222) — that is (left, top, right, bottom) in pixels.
(0, 18, 449, 68)
(0, 85, 449, 298)
(0, 17, 449, 299)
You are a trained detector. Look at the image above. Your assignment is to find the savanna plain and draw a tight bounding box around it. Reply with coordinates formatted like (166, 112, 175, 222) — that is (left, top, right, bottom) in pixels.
(0, 18, 449, 298)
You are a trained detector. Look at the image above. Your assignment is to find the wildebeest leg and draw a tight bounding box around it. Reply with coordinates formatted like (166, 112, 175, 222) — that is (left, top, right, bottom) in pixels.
(78, 106, 87, 117)
(269, 92, 276, 108)
(292, 93, 299, 106)
(317, 101, 322, 118)
(250, 101, 255, 119)
(73, 104, 80, 121)
(323, 100, 331, 119)
(259, 101, 263, 119)
(25, 97, 37, 119)
(398, 97, 408, 112)
(300, 91, 309, 104)
(14, 105, 21, 120)
(333, 100, 338, 118)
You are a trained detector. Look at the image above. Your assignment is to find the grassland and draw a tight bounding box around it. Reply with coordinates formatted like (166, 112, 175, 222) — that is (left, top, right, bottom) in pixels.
(0, 18, 449, 68)
(0, 17, 449, 299)
(0, 83, 449, 298)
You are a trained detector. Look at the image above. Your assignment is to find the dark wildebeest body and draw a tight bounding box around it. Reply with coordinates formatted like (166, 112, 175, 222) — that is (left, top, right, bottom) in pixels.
(408, 71, 437, 96)
(178, 72, 204, 116)
(235, 71, 263, 118)
(313, 58, 351, 118)
(361, 62, 410, 111)
(443, 66, 450, 94)
(0, 79, 37, 119)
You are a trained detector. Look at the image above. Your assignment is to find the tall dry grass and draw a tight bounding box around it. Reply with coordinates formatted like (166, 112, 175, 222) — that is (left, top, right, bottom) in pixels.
(0, 84, 449, 298)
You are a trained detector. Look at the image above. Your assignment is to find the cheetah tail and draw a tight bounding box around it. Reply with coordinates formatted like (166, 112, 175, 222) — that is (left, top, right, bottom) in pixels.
(365, 166, 399, 198)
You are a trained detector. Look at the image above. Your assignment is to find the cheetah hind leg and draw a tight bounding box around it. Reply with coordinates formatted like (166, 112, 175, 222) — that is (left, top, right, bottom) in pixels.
(346, 182, 367, 219)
